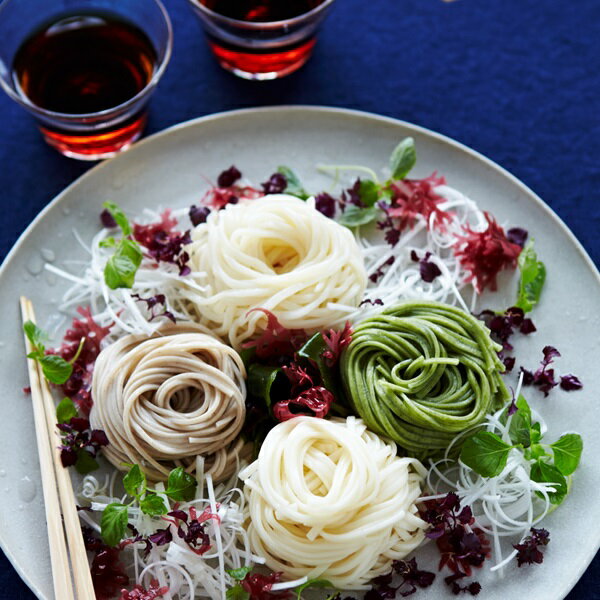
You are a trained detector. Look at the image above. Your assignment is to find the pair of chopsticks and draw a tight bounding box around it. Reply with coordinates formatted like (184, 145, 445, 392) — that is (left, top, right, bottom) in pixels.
(20, 297, 96, 600)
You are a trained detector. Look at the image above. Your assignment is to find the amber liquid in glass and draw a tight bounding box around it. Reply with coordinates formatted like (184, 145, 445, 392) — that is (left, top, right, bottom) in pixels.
(12, 13, 157, 158)
(201, 0, 326, 79)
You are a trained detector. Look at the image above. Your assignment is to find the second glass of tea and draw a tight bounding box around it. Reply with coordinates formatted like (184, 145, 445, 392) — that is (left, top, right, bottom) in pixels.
(0, 0, 172, 160)
(187, 0, 336, 80)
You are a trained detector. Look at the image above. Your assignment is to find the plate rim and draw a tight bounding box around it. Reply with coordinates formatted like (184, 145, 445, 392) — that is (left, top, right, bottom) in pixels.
(1, 105, 598, 600)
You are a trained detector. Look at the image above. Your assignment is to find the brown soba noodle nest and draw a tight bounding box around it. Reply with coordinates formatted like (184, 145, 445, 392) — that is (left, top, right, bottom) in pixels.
(90, 322, 248, 482)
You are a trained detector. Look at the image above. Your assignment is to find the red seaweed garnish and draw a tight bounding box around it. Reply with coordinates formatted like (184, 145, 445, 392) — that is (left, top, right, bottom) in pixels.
(54, 306, 112, 415)
(321, 321, 353, 367)
(241, 572, 291, 600)
(119, 579, 169, 600)
(242, 308, 308, 360)
(453, 213, 522, 292)
(385, 173, 452, 232)
(273, 386, 334, 422)
(82, 527, 129, 600)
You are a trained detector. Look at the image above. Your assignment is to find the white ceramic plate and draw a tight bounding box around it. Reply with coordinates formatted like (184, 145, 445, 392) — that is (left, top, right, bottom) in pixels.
(0, 107, 598, 600)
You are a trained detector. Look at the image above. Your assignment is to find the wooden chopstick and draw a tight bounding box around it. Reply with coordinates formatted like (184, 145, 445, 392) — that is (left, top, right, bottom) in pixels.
(20, 297, 96, 600)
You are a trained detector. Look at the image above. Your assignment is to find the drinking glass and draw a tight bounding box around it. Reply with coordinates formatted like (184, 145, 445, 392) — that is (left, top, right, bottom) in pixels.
(0, 0, 173, 160)
(187, 0, 336, 80)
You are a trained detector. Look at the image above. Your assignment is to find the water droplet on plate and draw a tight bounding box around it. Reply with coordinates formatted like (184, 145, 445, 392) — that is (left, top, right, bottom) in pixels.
(18, 504, 24, 511)
(18, 477, 36, 503)
(4, 488, 9, 493)
(44, 271, 57, 287)
(0, 470, 6, 477)
(62, 207, 71, 216)
(21, 457, 27, 465)
(41, 248, 56, 262)
(27, 254, 44, 275)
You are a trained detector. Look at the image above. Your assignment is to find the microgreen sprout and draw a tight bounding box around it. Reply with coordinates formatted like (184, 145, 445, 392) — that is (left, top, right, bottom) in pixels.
(101, 464, 196, 547)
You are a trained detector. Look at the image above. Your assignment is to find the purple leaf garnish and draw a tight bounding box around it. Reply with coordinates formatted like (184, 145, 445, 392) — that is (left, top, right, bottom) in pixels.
(507, 227, 528, 248)
(560, 374, 583, 391)
(100, 209, 117, 229)
(370, 256, 395, 283)
(133, 210, 191, 276)
(217, 165, 242, 188)
(364, 557, 435, 598)
(503, 356, 516, 373)
(168, 510, 188, 523)
(359, 298, 384, 307)
(189, 205, 211, 226)
(132, 294, 177, 323)
(261, 172, 287, 194)
(412, 251, 442, 283)
(513, 528, 550, 567)
(315, 192, 336, 218)
(148, 527, 173, 547)
(519, 318, 536, 334)
(421, 493, 490, 576)
(541, 345, 561, 365)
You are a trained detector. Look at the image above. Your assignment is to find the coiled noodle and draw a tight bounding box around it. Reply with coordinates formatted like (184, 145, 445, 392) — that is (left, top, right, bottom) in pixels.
(185, 195, 367, 349)
(90, 323, 247, 482)
(240, 417, 427, 589)
(341, 300, 509, 458)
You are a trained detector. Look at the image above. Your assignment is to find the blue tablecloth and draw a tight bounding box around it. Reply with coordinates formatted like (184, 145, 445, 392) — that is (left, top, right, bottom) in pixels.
(0, 0, 598, 598)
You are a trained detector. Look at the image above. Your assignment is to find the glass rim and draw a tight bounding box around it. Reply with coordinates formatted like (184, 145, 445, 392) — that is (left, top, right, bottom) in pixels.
(186, 0, 336, 30)
(0, 0, 173, 121)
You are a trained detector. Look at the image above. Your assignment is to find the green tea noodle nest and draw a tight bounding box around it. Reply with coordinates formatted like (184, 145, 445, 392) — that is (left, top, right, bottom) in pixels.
(341, 300, 509, 458)
(90, 323, 248, 482)
(240, 416, 427, 589)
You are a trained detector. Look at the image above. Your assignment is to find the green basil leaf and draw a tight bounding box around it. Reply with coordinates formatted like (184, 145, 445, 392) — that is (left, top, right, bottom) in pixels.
(550, 433, 583, 476)
(123, 464, 146, 498)
(247, 363, 284, 410)
(226, 566, 253, 581)
(165, 467, 196, 501)
(104, 239, 143, 289)
(508, 395, 533, 447)
(56, 397, 78, 424)
(389, 137, 417, 180)
(39, 354, 73, 384)
(75, 450, 99, 475)
(140, 492, 168, 516)
(23, 320, 47, 351)
(358, 180, 380, 207)
(295, 579, 333, 600)
(277, 166, 310, 200)
(338, 205, 380, 227)
(530, 422, 542, 444)
(460, 431, 512, 477)
(226, 584, 249, 600)
(531, 460, 568, 505)
(529, 443, 549, 460)
(99, 237, 117, 249)
(101, 503, 129, 547)
(238, 347, 256, 368)
(103, 201, 132, 236)
(515, 239, 546, 313)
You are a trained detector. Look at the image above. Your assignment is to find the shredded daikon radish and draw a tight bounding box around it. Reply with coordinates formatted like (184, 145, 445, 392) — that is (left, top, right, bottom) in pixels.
(424, 375, 557, 573)
(78, 469, 256, 600)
